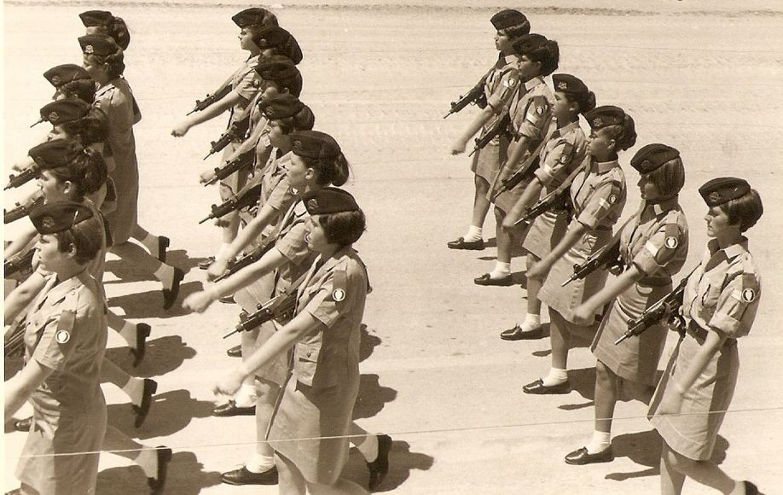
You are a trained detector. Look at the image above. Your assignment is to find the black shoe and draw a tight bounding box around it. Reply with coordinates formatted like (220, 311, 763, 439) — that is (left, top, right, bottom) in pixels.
(226, 344, 242, 358)
(133, 379, 158, 428)
(130, 323, 151, 367)
(744, 481, 760, 495)
(447, 237, 484, 250)
(147, 446, 173, 495)
(474, 273, 514, 286)
(157, 236, 170, 263)
(218, 294, 235, 304)
(564, 446, 614, 465)
(367, 434, 392, 491)
(522, 378, 571, 395)
(198, 256, 215, 270)
(162, 268, 184, 310)
(13, 416, 32, 432)
(6, 488, 21, 495)
(220, 466, 278, 485)
(213, 400, 255, 417)
(500, 324, 544, 341)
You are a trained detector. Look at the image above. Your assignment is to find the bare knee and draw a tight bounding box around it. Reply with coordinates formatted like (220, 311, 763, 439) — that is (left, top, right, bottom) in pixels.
(595, 361, 616, 389)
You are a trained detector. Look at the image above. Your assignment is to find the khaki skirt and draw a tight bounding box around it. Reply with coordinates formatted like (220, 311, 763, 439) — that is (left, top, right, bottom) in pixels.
(592, 281, 671, 385)
(471, 136, 508, 184)
(648, 328, 739, 460)
(538, 228, 613, 324)
(522, 209, 569, 260)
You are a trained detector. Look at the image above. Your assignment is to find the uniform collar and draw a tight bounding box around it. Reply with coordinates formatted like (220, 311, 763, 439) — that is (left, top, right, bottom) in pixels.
(554, 120, 579, 138)
(40, 270, 88, 307)
(502, 54, 517, 66)
(645, 196, 679, 216)
(707, 236, 749, 260)
(592, 159, 619, 174)
(524, 76, 544, 92)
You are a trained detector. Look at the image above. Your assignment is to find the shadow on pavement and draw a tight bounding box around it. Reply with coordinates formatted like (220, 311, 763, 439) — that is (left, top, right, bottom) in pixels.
(566, 366, 597, 401)
(604, 429, 729, 481)
(107, 389, 215, 440)
(359, 324, 382, 362)
(97, 450, 222, 495)
(353, 374, 398, 420)
(340, 439, 435, 492)
(108, 281, 203, 318)
(105, 335, 197, 377)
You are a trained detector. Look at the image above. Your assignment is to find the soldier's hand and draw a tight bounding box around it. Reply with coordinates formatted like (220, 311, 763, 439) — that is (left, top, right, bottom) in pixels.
(206, 258, 229, 281)
(199, 169, 217, 184)
(572, 304, 594, 326)
(213, 368, 244, 397)
(450, 139, 467, 155)
(171, 123, 190, 137)
(183, 290, 215, 313)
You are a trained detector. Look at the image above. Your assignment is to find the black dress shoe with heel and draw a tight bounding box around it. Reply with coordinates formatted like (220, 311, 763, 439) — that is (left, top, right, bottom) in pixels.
(157, 236, 170, 263)
(500, 324, 544, 341)
(367, 434, 392, 491)
(474, 273, 513, 286)
(131, 323, 151, 367)
(13, 416, 32, 432)
(220, 466, 278, 485)
(447, 237, 484, 250)
(564, 446, 614, 465)
(226, 345, 242, 358)
(162, 268, 184, 310)
(147, 446, 173, 495)
(522, 378, 571, 395)
(133, 379, 158, 428)
(213, 400, 255, 417)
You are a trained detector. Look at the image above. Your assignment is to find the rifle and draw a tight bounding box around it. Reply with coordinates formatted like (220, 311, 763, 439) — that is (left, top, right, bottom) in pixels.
(561, 235, 624, 288)
(5, 165, 39, 190)
(468, 114, 510, 157)
(4, 195, 44, 224)
(203, 114, 251, 160)
(212, 239, 277, 283)
(203, 150, 255, 186)
(187, 84, 232, 116)
(199, 182, 262, 224)
(614, 268, 697, 345)
(443, 69, 491, 119)
(4, 249, 35, 277)
(489, 156, 540, 201)
(514, 187, 570, 227)
(4, 316, 26, 358)
(222, 290, 297, 339)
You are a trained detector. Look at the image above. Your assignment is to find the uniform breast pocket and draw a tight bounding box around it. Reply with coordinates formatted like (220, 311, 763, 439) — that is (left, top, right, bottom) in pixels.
(700, 282, 723, 311)
(294, 342, 321, 387)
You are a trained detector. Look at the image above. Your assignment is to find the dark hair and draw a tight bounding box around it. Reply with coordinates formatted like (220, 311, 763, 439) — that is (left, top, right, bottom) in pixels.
(59, 114, 106, 147)
(500, 22, 530, 41)
(604, 114, 637, 152)
(59, 80, 96, 104)
(318, 209, 366, 246)
(646, 157, 685, 197)
(47, 148, 108, 198)
(564, 90, 596, 115)
(89, 48, 125, 79)
(720, 189, 763, 232)
(53, 214, 103, 264)
(301, 152, 350, 187)
(108, 16, 131, 50)
(527, 40, 559, 76)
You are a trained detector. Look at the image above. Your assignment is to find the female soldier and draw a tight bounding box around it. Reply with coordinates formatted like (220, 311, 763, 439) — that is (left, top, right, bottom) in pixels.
(476, 33, 559, 286)
(79, 10, 131, 50)
(563, 144, 688, 464)
(523, 105, 636, 394)
(500, 73, 594, 339)
(3, 142, 171, 492)
(170, 8, 279, 266)
(79, 34, 184, 309)
(4, 201, 107, 495)
(186, 131, 391, 490)
(648, 178, 763, 495)
(213, 187, 371, 495)
(448, 9, 529, 251)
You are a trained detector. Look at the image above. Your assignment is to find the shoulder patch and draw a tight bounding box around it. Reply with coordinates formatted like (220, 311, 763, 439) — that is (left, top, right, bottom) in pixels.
(55, 329, 71, 344)
(741, 288, 756, 303)
(558, 142, 575, 164)
(330, 269, 348, 305)
(664, 236, 678, 249)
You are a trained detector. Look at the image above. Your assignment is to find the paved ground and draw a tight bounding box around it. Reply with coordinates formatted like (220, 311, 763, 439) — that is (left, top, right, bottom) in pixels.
(4, 2, 783, 494)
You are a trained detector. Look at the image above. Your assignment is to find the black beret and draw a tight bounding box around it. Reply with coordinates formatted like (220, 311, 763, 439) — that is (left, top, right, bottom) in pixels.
(259, 94, 304, 120)
(512, 33, 548, 56)
(29, 200, 94, 235)
(302, 187, 359, 215)
(699, 177, 751, 207)
(293, 103, 315, 131)
(253, 26, 303, 64)
(584, 105, 626, 130)
(290, 130, 341, 161)
(78, 34, 120, 56)
(490, 9, 530, 32)
(255, 55, 300, 83)
(43, 64, 92, 88)
(552, 73, 588, 97)
(232, 7, 277, 28)
(79, 10, 113, 27)
(28, 139, 85, 169)
(630, 144, 681, 174)
(39, 99, 91, 126)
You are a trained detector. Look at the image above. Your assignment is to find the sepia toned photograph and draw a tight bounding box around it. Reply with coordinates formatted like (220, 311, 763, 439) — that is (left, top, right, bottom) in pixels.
(3, 1, 782, 493)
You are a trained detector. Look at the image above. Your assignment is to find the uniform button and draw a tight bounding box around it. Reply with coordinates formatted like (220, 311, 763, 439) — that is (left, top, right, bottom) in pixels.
(306, 351, 312, 357)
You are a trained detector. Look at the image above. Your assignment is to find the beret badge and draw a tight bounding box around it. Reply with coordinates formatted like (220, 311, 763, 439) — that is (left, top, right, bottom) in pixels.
(709, 191, 722, 203)
(85, 45, 94, 54)
(307, 198, 319, 210)
(51, 76, 62, 86)
(557, 81, 568, 90)
(42, 216, 56, 229)
(593, 117, 602, 127)
(48, 112, 60, 122)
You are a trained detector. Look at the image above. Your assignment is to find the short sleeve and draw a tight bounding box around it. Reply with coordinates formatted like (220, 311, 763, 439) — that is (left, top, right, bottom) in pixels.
(303, 269, 351, 328)
(235, 69, 260, 102)
(708, 271, 761, 338)
(633, 223, 685, 275)
(265, 177, 295, 212)
(32, 309, 79, 371)
(577, 181, 622, 229)
(535, 140, 578, 186)
(275, 222, 312, 266)
(516, 95, 551, 141)
(486, 70, 520, 112)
